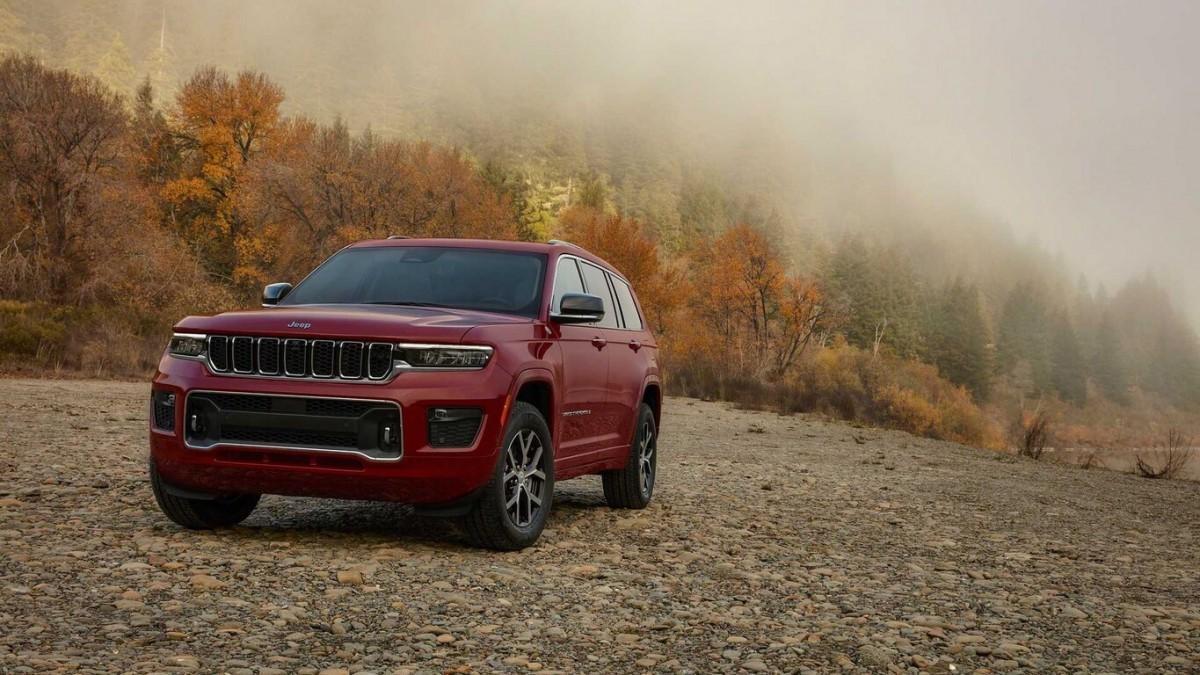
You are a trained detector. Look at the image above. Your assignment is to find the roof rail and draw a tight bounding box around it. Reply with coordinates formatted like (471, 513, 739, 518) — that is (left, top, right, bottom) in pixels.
(547, 239, 582, 249)
(386, 235, 410, 239)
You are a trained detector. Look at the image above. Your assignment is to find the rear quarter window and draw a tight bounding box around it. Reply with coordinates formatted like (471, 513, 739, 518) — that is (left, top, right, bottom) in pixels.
(610, 277, 644, 331)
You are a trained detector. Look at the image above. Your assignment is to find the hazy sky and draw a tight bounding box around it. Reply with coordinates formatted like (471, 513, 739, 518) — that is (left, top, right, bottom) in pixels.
(768, 1, 1200, 305)
(74, 0, 1200, 315)
(437, 0, 1200, 313)
(534, 0, 1198, 311)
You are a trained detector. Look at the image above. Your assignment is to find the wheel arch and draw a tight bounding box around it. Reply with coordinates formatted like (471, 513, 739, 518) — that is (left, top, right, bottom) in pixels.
(639, 378, 662, 429)
(508, 368, 556, 441)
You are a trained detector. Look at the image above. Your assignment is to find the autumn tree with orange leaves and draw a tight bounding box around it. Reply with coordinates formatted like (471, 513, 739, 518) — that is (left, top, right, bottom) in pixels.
(163, 68, 284, 282)
(683, 223, 832, 379)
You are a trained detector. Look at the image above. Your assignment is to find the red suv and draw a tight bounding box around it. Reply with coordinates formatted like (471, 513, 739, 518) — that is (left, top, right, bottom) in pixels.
(149, 239, 660, 549)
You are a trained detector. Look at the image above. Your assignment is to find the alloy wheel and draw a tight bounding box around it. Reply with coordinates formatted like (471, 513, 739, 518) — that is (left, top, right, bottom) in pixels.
(638, 420, 655, 496)
(503, 428, 547, 528)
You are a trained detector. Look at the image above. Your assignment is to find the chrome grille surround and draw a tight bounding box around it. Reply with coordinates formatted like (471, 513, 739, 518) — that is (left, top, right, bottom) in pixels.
(206, 335, 396, 383)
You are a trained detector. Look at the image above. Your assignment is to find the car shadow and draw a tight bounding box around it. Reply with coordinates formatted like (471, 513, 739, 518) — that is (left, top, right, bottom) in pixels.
(225, 479, 612, 548)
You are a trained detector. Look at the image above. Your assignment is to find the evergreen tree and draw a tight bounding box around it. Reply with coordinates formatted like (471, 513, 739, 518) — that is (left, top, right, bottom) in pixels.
(1051, 312, 1088, 405)
(95, 34, 137, 95)
(929, 279, 991, 400)
(1092, 310, 1128, 404)
(826, 237, 923, 359)
(995, 281, 1052, 392)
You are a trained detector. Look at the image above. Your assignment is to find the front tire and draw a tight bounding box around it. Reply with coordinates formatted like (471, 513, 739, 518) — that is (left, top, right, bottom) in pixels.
(463, 402, 555, 550)
(150, 461, 260, 529)
(603, 403, 657, 509)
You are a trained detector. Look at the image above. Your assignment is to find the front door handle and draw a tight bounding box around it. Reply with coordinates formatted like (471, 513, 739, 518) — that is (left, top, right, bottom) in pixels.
(591, 336, 607, 349)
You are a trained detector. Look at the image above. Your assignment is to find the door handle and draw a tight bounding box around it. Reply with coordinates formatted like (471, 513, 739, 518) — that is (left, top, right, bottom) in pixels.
(591, 336, 607, 349)
(628, 339, 641, 351)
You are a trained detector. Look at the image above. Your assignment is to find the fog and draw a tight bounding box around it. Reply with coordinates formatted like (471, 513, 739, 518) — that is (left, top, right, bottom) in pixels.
(77, 0, 1200, 317)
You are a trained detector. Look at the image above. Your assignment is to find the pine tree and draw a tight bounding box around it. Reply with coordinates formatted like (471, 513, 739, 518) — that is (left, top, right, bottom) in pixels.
(996, 282, 1052, 392)
(1051, 312, 1087, 405)
(1092, 310, 1128, 404)
(95, 34, 136, 95)
(929, 279, 991, 400)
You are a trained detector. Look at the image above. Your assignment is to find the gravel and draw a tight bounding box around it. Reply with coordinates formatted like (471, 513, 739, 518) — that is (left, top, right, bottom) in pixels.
(1, 378, 1198, 673)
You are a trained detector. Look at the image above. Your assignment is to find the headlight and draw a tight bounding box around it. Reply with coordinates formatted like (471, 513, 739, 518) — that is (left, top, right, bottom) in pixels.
(168, 333, 207, 358)
(395, 343, 492, 369)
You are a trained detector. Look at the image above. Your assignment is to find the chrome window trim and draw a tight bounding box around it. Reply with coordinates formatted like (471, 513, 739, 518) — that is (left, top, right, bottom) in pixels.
(549, 253, 643, 331)
(575, 258, 623, 330)
(182, 389, 404, 462)
(608, 275, 645, 331)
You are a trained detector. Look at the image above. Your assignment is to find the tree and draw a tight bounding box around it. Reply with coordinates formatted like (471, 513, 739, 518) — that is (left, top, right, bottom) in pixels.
(995, 281, 1052, 393)
(1092, 310, 1128, 404)
(826, 236, 923, 359)
(163, 67, 285, 280)
(574, 170, 611, 211)
(1051, 312, 1087, 405)
(929, 279, 991, 400)
(94, 34, 136, 95)
(0, 55, 126, 301)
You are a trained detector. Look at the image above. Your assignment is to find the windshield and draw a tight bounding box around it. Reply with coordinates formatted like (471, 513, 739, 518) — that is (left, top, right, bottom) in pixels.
(282, 246, 547, 317)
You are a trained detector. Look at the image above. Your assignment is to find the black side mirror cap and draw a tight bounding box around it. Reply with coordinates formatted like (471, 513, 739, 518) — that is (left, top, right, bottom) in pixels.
(262, 282, 293, 306)
(551, 293, 605, 324)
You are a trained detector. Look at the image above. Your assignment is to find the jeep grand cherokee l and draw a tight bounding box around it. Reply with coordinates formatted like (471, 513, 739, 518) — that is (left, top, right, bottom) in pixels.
(149, 238, 661, 549)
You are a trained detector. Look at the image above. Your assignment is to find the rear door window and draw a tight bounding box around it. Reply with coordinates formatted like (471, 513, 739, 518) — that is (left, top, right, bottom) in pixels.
(578, 261, 620, 329)
(610, 276, 644, 330)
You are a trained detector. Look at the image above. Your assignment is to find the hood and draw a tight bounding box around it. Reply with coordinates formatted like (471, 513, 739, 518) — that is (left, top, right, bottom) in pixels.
(174, 304, 529, 343)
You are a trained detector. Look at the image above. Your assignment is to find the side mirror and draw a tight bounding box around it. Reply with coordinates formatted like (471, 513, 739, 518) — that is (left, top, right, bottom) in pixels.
(551, 293, 605, 324)
(262, 282, 293, 306)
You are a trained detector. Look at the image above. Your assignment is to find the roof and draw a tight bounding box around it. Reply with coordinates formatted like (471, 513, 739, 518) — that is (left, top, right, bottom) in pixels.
(348, 237, 624, 280)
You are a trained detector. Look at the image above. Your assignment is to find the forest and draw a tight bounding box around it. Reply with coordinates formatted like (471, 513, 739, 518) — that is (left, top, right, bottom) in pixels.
(1, 1, 1198, 452)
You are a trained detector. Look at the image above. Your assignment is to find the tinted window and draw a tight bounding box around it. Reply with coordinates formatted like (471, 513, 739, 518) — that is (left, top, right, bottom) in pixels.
(611, 277, 644, 330)
(578, 261, 619, 329)
(282, 247, 546, 317)
(551, 257, 586, 313)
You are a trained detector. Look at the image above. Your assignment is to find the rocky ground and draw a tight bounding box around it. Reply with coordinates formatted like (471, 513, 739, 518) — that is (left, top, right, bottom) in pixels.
(1, 378, 1197, 674)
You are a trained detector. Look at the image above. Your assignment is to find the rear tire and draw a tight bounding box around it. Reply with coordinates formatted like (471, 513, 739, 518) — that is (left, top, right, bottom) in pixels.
(149, 461, 260, 529)
(603, 403, 656, 509)
(463, 402, 555, 550)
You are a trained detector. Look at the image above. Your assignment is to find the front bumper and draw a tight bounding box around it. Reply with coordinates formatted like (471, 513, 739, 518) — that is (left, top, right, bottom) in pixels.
(149, 354, 510, 504)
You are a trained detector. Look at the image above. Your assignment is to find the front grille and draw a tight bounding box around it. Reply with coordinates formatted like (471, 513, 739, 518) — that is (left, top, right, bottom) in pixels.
(185, 392, 403, 460)
(206, 336, 393, 382)
(222, 425, 358, 449)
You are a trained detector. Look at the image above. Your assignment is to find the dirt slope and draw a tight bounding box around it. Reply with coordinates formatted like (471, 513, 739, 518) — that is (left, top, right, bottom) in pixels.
(0, 379, 1197, 673)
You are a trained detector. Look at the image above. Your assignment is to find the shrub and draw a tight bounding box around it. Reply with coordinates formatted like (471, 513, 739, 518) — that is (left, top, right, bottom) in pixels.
(0, 301, 70, 360)
(1012, 410, 1052, 459)
(1135, 428, 1193, 480)
(667, 343, 1001, 448)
